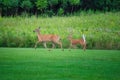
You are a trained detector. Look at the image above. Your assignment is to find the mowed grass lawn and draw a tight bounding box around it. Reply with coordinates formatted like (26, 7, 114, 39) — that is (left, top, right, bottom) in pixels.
(0, 48, 120, 80)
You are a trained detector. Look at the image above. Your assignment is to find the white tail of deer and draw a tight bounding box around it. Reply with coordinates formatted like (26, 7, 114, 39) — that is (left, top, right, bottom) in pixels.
(33, 27, 63, 50)
(68, 33, 86, 51)
(82, 34, 86, 44)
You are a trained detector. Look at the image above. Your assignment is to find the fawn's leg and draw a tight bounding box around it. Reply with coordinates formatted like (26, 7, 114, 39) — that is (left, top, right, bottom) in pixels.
(80, 41, 86, 51)
(69, 43, 72, 51)
(83, 43, 86, 51)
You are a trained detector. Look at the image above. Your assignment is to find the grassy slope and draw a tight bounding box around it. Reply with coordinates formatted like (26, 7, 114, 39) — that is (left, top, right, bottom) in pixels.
(0, 48, 120, 80)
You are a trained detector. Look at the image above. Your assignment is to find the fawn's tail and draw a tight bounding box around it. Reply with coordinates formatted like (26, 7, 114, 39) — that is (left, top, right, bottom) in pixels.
(82, 34, 86, 43)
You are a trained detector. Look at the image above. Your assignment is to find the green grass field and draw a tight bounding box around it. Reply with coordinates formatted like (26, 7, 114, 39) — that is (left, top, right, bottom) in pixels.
(0, 48, 120, 80)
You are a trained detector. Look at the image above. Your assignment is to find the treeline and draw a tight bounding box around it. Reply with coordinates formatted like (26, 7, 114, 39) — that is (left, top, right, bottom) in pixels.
(0, 0, 120, 16)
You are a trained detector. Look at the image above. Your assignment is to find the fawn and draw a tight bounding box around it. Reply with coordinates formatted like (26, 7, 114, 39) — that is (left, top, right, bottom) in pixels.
(33, 27, 63, 50)
(68, 34, 86, 51)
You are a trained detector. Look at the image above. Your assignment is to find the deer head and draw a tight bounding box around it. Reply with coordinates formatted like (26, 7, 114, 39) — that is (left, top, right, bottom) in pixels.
(33, 27, 40, 33)
(67, 33, 73, 40)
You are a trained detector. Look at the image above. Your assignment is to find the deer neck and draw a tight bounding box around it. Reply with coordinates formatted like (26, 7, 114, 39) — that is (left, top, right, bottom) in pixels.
(37, 32, 42, 41)
(68, 37, 73, 41)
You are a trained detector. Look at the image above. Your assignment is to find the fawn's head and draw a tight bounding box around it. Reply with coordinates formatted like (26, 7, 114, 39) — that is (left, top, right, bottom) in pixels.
(67, 34, 73, 40)
(33, 27, 40, 33)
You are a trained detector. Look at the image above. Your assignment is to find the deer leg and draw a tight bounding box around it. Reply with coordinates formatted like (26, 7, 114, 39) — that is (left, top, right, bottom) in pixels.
(43, 42, 47, 48)
(52, 42, 55, 49)
(43, 42, 51, 51)
(83, 43, 86, 51)
(35, 41, 39, 49)
(73, 45, 77, 49)
(56, 41, 64, 51)
(81, 43, 85, 51)
(80, 42, 86, 51)
(59, 42, 63, 50)
(69, 43, 72, 51)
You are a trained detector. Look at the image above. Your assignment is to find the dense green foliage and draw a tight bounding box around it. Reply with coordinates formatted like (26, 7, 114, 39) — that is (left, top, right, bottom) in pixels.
(20, 0, 33, 13)
(0, 0, 120, 16)
(0, 12, 120, 49)
(0, 48, 120, 80)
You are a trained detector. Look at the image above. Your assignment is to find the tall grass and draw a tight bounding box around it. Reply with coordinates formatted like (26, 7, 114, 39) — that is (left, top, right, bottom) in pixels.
(0, 12, 120, 49)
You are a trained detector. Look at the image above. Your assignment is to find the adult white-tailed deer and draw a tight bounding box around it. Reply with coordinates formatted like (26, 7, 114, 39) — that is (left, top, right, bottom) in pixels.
(68, 33, 86, 51)
(33, 27, 63, 50)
